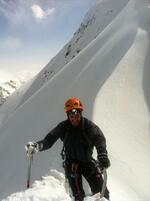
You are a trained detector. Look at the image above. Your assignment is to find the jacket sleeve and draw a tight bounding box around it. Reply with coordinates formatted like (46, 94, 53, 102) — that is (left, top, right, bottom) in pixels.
(88, 121, 108, 156)
(37, 121, 66, 151)
(94, 126, 108, 155)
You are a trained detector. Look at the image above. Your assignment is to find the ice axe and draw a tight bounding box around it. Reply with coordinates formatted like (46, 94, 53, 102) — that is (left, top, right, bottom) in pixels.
(100, 168, 107, 199)
(25, 147, 33, 188)
(25, 142, 39, 188)
(26, 153, 33, 188)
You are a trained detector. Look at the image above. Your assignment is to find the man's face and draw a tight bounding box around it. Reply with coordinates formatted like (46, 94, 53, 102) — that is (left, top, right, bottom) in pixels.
(68, 109, 82, 126)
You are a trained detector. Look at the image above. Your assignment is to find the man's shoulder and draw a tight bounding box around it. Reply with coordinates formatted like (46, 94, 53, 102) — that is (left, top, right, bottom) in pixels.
(83, 117, 97, 127)
(83, 117, 104, 137)
(57, 119, 69, 128)
(57, 120, 70, 141)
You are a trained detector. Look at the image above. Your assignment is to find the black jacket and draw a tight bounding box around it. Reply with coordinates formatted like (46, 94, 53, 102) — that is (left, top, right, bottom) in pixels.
(37, 117, 108, 162)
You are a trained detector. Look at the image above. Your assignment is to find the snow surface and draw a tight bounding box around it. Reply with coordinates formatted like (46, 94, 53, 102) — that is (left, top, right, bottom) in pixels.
(1, 0, 150, 201)
(3, 169, 107, 201)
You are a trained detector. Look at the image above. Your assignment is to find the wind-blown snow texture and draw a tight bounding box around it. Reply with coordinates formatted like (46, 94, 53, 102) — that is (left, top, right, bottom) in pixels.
(1, 0, 150, 201)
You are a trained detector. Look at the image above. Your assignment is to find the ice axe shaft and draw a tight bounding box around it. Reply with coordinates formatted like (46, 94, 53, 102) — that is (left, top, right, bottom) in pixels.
(100, 168, 107, 198)
(27, 154, 33, 188)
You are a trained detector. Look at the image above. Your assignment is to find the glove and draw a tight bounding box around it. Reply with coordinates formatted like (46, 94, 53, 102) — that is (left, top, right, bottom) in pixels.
(25, 142, 39, 156)
(98, 153, 111, 170)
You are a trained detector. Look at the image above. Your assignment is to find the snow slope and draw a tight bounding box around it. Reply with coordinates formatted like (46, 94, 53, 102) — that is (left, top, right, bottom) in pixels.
(1, 0, 150, 201)
(17, 0, 129, 108)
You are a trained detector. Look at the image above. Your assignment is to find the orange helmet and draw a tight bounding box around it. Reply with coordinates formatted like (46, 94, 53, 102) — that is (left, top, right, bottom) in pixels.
(64, 98, 84, 113)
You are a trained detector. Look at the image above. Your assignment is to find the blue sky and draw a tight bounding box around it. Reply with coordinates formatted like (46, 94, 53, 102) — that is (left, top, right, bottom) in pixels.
(0, 0, 96, 80)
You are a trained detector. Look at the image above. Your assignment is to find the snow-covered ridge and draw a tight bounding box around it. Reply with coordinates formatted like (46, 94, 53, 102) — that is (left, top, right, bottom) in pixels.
(18, 0, 129, 108)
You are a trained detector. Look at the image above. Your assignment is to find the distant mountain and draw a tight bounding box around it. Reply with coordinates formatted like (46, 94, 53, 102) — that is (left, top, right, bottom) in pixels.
(0, 71, 35, 107)
(0, 80, 25, 106)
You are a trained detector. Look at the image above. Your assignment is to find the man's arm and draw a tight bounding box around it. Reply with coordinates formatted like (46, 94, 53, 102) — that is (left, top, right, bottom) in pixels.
(90, 122, 110, 169)
(37, 121, 66, 151)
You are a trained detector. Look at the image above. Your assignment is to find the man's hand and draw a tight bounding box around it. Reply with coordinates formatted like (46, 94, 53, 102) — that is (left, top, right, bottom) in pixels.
(25, 142, 39, 156)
